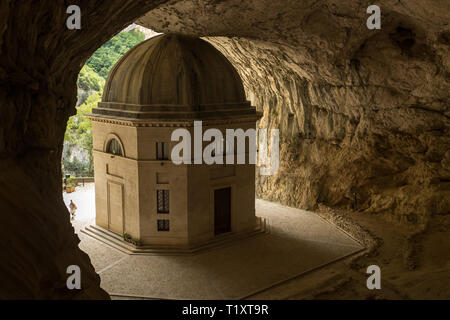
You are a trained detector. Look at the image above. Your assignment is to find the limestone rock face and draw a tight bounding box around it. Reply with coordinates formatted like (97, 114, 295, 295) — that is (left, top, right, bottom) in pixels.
(138, 0, 450, 230)
(0, 0, 168, 300)
(0, 0, 449, 299)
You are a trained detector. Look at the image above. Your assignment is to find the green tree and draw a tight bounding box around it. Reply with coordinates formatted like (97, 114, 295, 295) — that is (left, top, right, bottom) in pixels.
(63, 28, 146, 177)
(77, 65, 105, 92)
(65, 91, 102, 176)
(86, 30, 145, 79)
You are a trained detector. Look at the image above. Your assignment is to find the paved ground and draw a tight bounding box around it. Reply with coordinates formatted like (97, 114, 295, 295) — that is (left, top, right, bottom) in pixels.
(64, 183, 363, 299)
(63, 183, 96, 231)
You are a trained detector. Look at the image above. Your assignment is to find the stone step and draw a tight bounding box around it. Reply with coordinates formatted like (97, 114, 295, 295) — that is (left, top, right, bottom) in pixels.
(81, 217, 270, 255)
(82, 226, 138, 253)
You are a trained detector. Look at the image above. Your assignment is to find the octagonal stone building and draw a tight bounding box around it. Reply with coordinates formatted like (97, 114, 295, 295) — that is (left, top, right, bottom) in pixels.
(88, 33, 262, 249)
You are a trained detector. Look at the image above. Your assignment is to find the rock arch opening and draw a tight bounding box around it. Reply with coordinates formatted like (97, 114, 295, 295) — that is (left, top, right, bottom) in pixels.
(0, 1, 448, 299)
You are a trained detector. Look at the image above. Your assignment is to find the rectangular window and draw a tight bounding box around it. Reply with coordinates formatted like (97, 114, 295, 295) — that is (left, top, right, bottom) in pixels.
(156, 142, 169, 160)
(157, 190, 169, 213)
(157, 219, 170, 232)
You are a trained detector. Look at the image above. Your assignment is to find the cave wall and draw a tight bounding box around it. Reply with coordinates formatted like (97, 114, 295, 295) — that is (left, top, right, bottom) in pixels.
(138, 0, 450, 230)
(0, 0, 448, 299)
(209, 33, 449, 229)
(0, 0, 168, 300)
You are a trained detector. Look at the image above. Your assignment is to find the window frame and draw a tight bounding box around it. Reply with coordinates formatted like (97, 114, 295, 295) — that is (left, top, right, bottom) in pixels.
(156, 142, 169, 160)
(106, 138, 123, 156)
(156, 189, 170, 214)
(157, 219, 170, 232)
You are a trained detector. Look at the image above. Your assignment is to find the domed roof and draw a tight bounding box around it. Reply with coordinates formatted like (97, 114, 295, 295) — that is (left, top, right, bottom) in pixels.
(91, 33, 259, 121)
(103, 33, 246, 106)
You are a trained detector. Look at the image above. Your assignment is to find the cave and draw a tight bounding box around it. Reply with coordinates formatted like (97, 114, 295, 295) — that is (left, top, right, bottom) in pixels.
(0, 1, 448, 300)
(88, 33, 262, 248)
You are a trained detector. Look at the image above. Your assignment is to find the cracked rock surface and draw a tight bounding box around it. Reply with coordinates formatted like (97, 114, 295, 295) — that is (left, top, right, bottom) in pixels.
(138, 0, 450, 228)
(0, 0, 448, 298)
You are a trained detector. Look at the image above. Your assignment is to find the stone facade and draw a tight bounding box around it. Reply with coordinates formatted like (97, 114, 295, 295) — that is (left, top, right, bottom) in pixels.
(90, 34, 261, 246)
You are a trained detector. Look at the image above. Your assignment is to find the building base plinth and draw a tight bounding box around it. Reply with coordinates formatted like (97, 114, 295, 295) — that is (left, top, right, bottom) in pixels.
(80, 216, 269, 255)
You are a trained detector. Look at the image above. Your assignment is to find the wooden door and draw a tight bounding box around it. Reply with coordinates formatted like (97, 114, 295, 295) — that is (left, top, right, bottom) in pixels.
(214, 187, 231, 235)
(108, 181, 124, 234)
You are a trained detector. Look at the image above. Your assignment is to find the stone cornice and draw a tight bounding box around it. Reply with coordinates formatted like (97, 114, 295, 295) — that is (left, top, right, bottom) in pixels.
(87, 113, 263, 127)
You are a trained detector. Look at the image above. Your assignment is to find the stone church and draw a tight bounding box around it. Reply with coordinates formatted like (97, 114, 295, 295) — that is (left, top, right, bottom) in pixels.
(89, 33, 262, 247)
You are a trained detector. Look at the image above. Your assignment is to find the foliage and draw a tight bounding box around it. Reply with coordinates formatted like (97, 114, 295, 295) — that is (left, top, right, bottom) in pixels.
(66, 176, 77, 185)
(86, 30, 145, 79)
(63, 28, 146, 178)
(123, 233, 141, 246)
(63, 156, 88, 177)
(123, 233, 132, 240)
(64, 91, 102, 176)
(77, 65, 105, 92)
